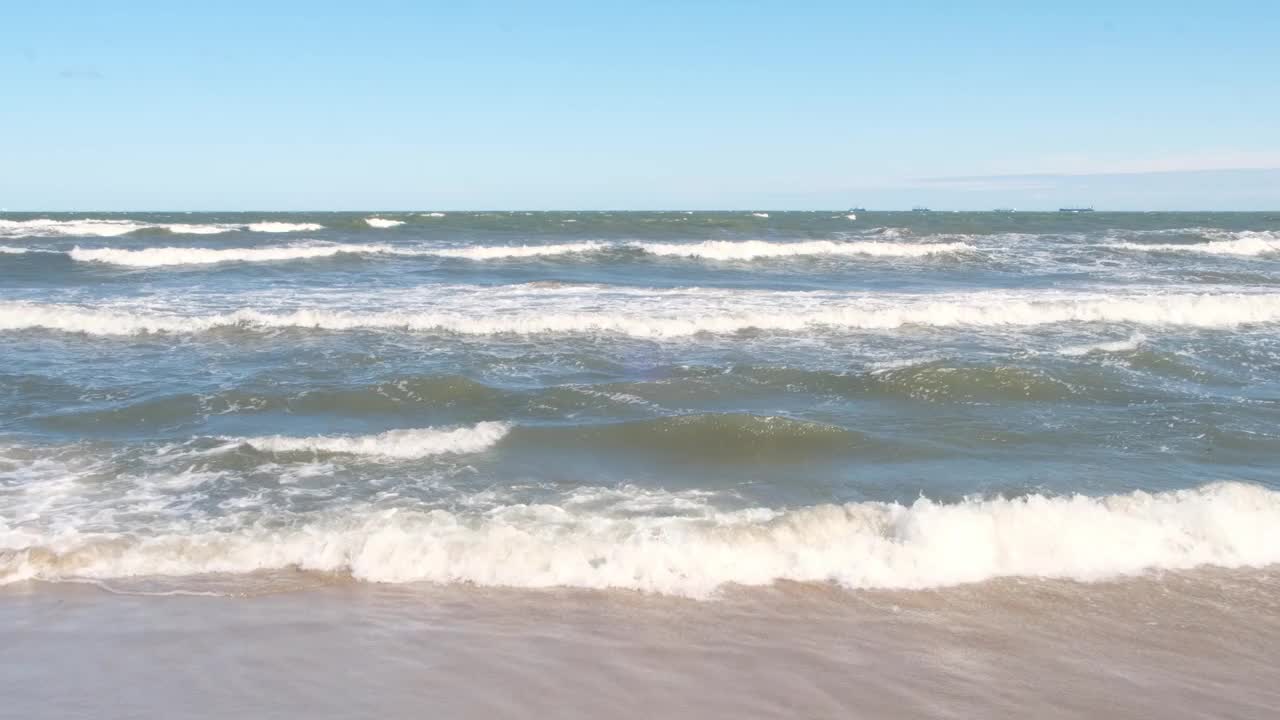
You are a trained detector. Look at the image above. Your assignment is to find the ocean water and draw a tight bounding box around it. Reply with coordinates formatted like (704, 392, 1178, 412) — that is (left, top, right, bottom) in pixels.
(3, 211, 1280, 717)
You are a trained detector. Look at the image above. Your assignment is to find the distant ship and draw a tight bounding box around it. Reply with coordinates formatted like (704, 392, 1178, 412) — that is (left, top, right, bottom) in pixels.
(911, 206, 931, 213)
(993, 208, 1015, 213)
(1059, 207, 1094, 213)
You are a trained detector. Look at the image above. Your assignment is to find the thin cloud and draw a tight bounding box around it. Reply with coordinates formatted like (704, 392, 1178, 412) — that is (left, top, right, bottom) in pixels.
(910, 177, 1056, 192)
(58, 68, 104, 80)
(925, 152, 1280, 182)
(919, 165, 1280, 186)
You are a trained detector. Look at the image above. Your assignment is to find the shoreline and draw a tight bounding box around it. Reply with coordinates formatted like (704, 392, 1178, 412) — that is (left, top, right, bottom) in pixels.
(4, 569, 1278, 719)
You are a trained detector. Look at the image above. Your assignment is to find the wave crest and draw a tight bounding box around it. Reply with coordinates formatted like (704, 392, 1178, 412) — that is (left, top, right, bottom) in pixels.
(63, 242, 608, 266)
(0, 218, 323, 237)
(1, 218, 162, 237)
(3, 482, 1276, 597)
(244, 222, 325, 233)
(68, 243, 393, 267)
(1110, 230, 1280, 257)
(223, 422, 510, 459)
(432, 241, 609, 259)
(634, 239, 973, 260)
(40, 238, 974, 267)
(6, 292, 1280, 337)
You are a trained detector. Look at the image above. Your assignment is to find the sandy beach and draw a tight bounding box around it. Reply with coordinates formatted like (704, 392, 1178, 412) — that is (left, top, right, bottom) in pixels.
(5, 568, 1278, 719)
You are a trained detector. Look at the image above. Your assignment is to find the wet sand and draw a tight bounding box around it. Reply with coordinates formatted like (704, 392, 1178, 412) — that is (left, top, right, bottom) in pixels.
(3, 569, 1278, 719)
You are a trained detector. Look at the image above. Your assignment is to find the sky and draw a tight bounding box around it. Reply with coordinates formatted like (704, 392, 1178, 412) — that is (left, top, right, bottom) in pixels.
(3, 1, 1278, 210)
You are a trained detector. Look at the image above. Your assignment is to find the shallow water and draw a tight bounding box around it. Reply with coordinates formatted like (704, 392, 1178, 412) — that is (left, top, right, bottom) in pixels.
(4, 571, 1278, 719)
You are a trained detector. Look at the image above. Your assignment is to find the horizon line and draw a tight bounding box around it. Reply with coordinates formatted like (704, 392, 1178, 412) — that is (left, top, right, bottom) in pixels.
(3, 208, 1280, 214)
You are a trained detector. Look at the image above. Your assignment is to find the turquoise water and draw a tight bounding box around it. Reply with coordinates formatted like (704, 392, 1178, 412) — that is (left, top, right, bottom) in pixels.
(2, 211, 1279, 595)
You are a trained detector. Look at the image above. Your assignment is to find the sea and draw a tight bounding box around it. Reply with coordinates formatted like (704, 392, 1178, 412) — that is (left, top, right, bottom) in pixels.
(2, 211, 1279, 718)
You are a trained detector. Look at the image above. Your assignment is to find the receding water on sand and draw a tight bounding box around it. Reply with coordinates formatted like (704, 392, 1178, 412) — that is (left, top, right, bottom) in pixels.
(3, 570, 1278, 720)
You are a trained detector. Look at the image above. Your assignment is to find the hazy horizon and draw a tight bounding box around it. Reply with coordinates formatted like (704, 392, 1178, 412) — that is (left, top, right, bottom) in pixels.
(5, 168, 1279, 213)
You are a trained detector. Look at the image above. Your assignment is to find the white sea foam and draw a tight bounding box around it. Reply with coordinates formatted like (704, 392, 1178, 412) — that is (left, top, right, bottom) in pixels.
(245, 222, 325, 233)
(0, 246, 30, 254)
(751, 212, 769, 218)
(6, 291, 1280, 337)
(1058, 334, 1147, 357)
(365, 217, 406, 228)
(3, 482, 1277, 597)
(0, 218, 323, 237)
(224, 422, 509, 460)
(59, 239, 968, 266)
(422, 212, 446, 217)
(1110, 231, 1280, 257)
(870, 227, 908, 239)
(432, 241, 608, 260)
(68, 244, 395, 267)
(64, 241, 608, 266)
(162, 223, 238, 235)
(0, 218, 164, 238)
(634, 239, 973, 260)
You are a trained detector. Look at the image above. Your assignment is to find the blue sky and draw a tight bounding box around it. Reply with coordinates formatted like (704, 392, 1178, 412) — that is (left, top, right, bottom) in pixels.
(3, 1, 1278, 210)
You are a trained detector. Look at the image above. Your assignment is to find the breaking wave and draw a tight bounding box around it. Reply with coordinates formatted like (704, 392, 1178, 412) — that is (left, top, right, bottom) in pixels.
(62, 242, 609, 266)
(0, 218, 324, 237)
(634, 239, 974, 260)
(38, 238, 976, 267)
(1, 218, 171, 237)
(5, 291, 1280, 337)
(3, 482, 1276, 597)
(365, 217, 405, 229)
(1109, 230, 1280, 257)
(67, 243, 396, 267)
(431, 241, 609, 260)
(222, 422, 510, 460)
(243, 222, 325, 233)
(1058, 334, 1147, 357)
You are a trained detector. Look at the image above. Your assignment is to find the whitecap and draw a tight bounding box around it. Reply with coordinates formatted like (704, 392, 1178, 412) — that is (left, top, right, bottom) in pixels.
(4, 481, 1277, 598)
(222, 422, 510, 460)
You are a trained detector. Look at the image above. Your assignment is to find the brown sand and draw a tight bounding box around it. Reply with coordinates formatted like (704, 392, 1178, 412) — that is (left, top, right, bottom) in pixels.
(2, 568, 1278, 719)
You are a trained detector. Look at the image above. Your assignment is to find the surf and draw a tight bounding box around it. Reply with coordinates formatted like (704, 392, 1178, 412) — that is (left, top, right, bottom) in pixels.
(3, 481, 1276, 598)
